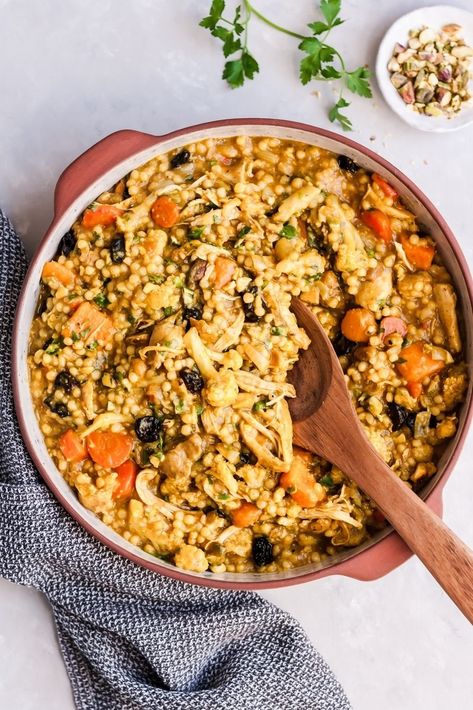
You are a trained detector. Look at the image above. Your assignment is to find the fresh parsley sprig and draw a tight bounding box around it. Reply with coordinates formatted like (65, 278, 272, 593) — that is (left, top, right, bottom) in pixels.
(199, 0, 372, 130)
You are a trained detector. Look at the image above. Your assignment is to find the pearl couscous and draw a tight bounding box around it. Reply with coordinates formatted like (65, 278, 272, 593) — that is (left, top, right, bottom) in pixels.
(28, 136, 467, 574)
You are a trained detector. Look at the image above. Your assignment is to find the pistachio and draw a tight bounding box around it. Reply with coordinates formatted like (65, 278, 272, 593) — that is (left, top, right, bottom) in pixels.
(436, 87, 452, 106)
(397, 49, 416, 63)
(442, 23, 461, 35)
(415, 86, 434, 104)
(393, 42, 406, 55)
(438, 65, 452, 82)
(427, 72, 439, 86)
(390, 72, 408, 89)
(399, 81, 415, 104)
(419, 28, 436, 44)
(452, 45, 473, 58)
(387, 57, 400, 72)
(424, 103, 444, 116)
(408, 38, 421, 50)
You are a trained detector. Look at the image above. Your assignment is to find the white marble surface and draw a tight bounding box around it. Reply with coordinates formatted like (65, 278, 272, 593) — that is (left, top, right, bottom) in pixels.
(1, 0, 472, 708)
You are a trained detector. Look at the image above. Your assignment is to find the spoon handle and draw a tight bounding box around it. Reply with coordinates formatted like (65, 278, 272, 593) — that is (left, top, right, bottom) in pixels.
(341, 440, 473, 624)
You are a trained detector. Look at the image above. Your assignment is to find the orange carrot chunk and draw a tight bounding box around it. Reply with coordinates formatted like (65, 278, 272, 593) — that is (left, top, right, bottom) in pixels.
(280, 448, 322, 508)
(62, 301, 114, 345)
(113, 459, 138, 500)
(86, 431, 133, 469)
(231, 502, 261, 528)
(213, 257, 236, 289)
(150, 196, 180, 228)
(397, 341, 446, 383)
(373, 174, 399, 200)
(341, 308, 376, 343)
(407, 381, 423, 398)
(59, 429, 87, 463)
(400, 235, 435, 270)
(360, 209, 392, 243)
(82, 204, 123, 228)
(42, 261, 75, 287)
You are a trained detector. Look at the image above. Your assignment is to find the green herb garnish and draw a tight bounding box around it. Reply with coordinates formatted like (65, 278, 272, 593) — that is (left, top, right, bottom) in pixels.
(87, 340, 99, 351)
(366, 248, 376, 258)
(45, 337, 63, 355)
(93, 293, 110, 309)
(253, 398, 268, 413)
(162, 307, 174, 318)
(271, 326, 283, 336)
(319, 474, 334, 487)
(279, 223, 297, 239)
(175, 398, 185, 414)
(199, 0, 372, 130)
(126, 311, 137, 325)
(305, 272, 322, 283)
(195, 403, 205, 416)
(149, 274, 165, 285)
(237, 225, 251, 239)
(71, 331, 81, 343)
(218, 493, 230, 500)
(189, 226, 205, 239)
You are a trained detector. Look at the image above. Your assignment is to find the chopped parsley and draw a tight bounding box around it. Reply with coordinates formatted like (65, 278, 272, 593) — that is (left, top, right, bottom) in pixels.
(188, 226, 205, 239)
(149, 273, 165, 285)
(45, 337, 63, 355)
(253, 398, 269, 413)
(279, 223, 297, 239)
(319, 474, 334, 487)
(305, 273, 322, 283)
(93, 293, 110, 309)
(271, 326, 284, 336)
(162, 307, 174, 318)
(237, 225, 251, 239)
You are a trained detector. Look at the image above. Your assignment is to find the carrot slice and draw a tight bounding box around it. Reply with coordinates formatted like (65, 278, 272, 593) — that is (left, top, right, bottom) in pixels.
(82, 205, 123, 228)
(280, 448, 322, 508)
(113, 459, 138, 500)
(213, 257, 236, 289)
(360, 209, 392, 243)
(86, 431, 133, 469)
(373, 174, 398, 200)
(150, 196, 180, 228)
(407, 381, 423, 398)
(397, 341, 445, 383)
(59, 429, 87, 463)
(341, 308, 376, 343)
(62, 301, 114, 345)
(42, 261, 75, 287)
(231, 502, 261, 528)
(400, 235, 435, 270)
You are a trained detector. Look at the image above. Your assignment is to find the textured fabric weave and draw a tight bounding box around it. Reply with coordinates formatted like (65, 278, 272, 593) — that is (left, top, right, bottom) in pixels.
(0, 211, 351, 710)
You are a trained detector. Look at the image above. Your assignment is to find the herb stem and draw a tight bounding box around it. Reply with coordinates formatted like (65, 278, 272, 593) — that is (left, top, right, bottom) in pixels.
(243, 0, 305, 40)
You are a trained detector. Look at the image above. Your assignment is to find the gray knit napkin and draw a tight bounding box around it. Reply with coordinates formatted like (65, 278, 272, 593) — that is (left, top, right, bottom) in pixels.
(0, 211, 350, 710)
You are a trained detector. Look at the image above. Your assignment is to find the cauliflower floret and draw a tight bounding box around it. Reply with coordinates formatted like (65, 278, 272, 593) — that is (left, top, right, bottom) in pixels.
(204, 369, 239, 408)
(355, 268, 392, 312)
(175, 544, 209, 573)
(224, 528, 253, 557)
(440, 364, 468, 411)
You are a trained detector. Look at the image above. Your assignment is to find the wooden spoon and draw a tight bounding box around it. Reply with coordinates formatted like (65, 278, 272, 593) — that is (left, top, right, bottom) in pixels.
(288, 297, 473, 623)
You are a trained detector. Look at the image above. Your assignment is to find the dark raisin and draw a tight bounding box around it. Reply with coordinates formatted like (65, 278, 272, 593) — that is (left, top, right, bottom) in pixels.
(430, 415, 438, 428)
(183, 306, 202, 322)
(170, 149, 191, 169)
(110, 234, 126, 263)
(135, 415, 163, 443)
(57, 230, 76, 257)
(337, 155, 360, 173)
(387, 402, 416, 432)
(35, 284, 51, 317)
(332, 332, 356, 357)
(239, 449, 257, 466)
(54, 371, 79, 394)
(265, 205, 279, 217)
(180, 368, 205, 393)
(44, 397, 69, 418)
(242, 284, 264, 323)
(252, 536, 274, 567)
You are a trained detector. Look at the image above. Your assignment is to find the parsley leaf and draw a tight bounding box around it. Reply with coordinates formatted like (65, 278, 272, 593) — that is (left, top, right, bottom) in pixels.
(241, 50, 259, 79)
(188, 226, 205, 239)
(199, 0, 225, 30)
(223, 59, 245, 88)
(346, 66, 372, 97)
(280, 223, 297, 238)
(320, 0, 341, 25)
(329, 97, 352, 131)
(93, 293, 110, 309)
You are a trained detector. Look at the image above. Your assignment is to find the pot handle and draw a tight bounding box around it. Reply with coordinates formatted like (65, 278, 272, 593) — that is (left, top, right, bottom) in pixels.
(54, 129, 159, 217)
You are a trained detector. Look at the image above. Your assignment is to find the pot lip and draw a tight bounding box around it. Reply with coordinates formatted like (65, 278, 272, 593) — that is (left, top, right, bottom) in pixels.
(11, 117, 473, 590)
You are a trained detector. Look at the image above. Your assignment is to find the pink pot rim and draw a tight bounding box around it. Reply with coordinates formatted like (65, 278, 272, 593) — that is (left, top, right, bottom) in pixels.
(11, 118, 473, 590)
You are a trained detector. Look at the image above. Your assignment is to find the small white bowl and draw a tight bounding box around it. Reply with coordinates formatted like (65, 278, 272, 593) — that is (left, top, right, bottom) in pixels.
(376, 5, 473, 132)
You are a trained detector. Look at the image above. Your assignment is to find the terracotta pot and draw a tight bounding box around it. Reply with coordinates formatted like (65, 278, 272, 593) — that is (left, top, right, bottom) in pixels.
(12, 119, 473, 589)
